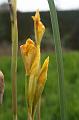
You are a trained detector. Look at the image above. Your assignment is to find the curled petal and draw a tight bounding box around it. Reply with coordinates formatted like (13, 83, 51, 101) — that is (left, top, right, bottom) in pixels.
(32, 10, 45, 45)
(20, 38, 36, 75)
(20, 38, 35, 55)
(32, 9, 40, 22)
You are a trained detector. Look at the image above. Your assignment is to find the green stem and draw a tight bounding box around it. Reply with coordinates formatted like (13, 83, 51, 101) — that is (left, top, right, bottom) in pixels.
(25, 75, 31, 120)
(8, 0, 18, 120)
(25, 75, 34, 120)
(28, 110, 34, 120)
(25, 74, 27, 102)
(25, 74, 28, 120)
(48, 0, 66, 120)
(37, 98, 41, 120)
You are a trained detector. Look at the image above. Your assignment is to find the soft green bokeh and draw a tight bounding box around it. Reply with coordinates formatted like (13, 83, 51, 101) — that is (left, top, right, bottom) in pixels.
(0, 52, 79, 120)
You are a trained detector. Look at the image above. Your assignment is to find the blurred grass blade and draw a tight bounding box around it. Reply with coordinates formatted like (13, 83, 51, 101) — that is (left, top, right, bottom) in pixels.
(47, 0, 66, 120)
(25, 75, 29, 116)
(8, 0, 18, 120)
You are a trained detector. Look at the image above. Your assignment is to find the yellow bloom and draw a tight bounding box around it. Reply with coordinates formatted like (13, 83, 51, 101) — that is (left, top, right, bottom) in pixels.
(20, 38, 41, 110)
(20, 38, 36, 75)
(32, 10, 45, 45)
(20, 10, 49, 119)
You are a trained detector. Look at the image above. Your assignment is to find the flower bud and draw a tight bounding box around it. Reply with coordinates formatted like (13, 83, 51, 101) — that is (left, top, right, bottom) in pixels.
(38, 56, 49, 86)
(32, 57, 49, 114)
(32, 10, 45, 45)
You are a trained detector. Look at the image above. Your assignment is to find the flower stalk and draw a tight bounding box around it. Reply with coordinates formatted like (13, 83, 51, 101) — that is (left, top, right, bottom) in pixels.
(37, 98, 41, 120)
(8, 0, 18, 120)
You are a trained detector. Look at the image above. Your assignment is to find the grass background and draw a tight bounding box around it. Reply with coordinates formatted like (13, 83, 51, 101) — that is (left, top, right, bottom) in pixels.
(0, 52, 79, 120)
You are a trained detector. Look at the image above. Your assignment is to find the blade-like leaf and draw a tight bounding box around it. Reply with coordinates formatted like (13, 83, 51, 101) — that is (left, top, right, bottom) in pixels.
(47, 0, 66, 120)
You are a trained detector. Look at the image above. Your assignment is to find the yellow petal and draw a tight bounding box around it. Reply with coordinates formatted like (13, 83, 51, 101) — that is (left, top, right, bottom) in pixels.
(32, 10, 45, 45)
(20, 38, 36, 75)
(32, 9, 40, 22)
(20, 38, 35, 55)
(38, 56, 49, 85)
(30, 45, 40, 75)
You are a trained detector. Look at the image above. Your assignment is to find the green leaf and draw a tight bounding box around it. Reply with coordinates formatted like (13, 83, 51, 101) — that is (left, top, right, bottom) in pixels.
(47, 0, 66, 120)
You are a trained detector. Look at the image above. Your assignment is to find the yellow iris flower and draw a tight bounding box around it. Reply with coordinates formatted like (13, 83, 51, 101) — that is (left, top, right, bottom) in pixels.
(20, 10, 49, 119)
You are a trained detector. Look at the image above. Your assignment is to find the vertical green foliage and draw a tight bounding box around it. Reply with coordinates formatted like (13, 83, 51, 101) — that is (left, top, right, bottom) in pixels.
(8, 0, 18, 120)
(48, 0, 66, 120)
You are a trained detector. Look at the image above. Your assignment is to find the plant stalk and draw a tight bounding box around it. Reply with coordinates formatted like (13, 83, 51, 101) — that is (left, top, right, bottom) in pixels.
(37, 98, 41, 120)
(28, 111, 34, 120)
(48, 0, 66, 120)
(8, 0, 18, 120)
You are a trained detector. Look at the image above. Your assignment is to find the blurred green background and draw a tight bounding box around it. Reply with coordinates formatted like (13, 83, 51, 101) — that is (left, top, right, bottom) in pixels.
(0, 53, 79, 120)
